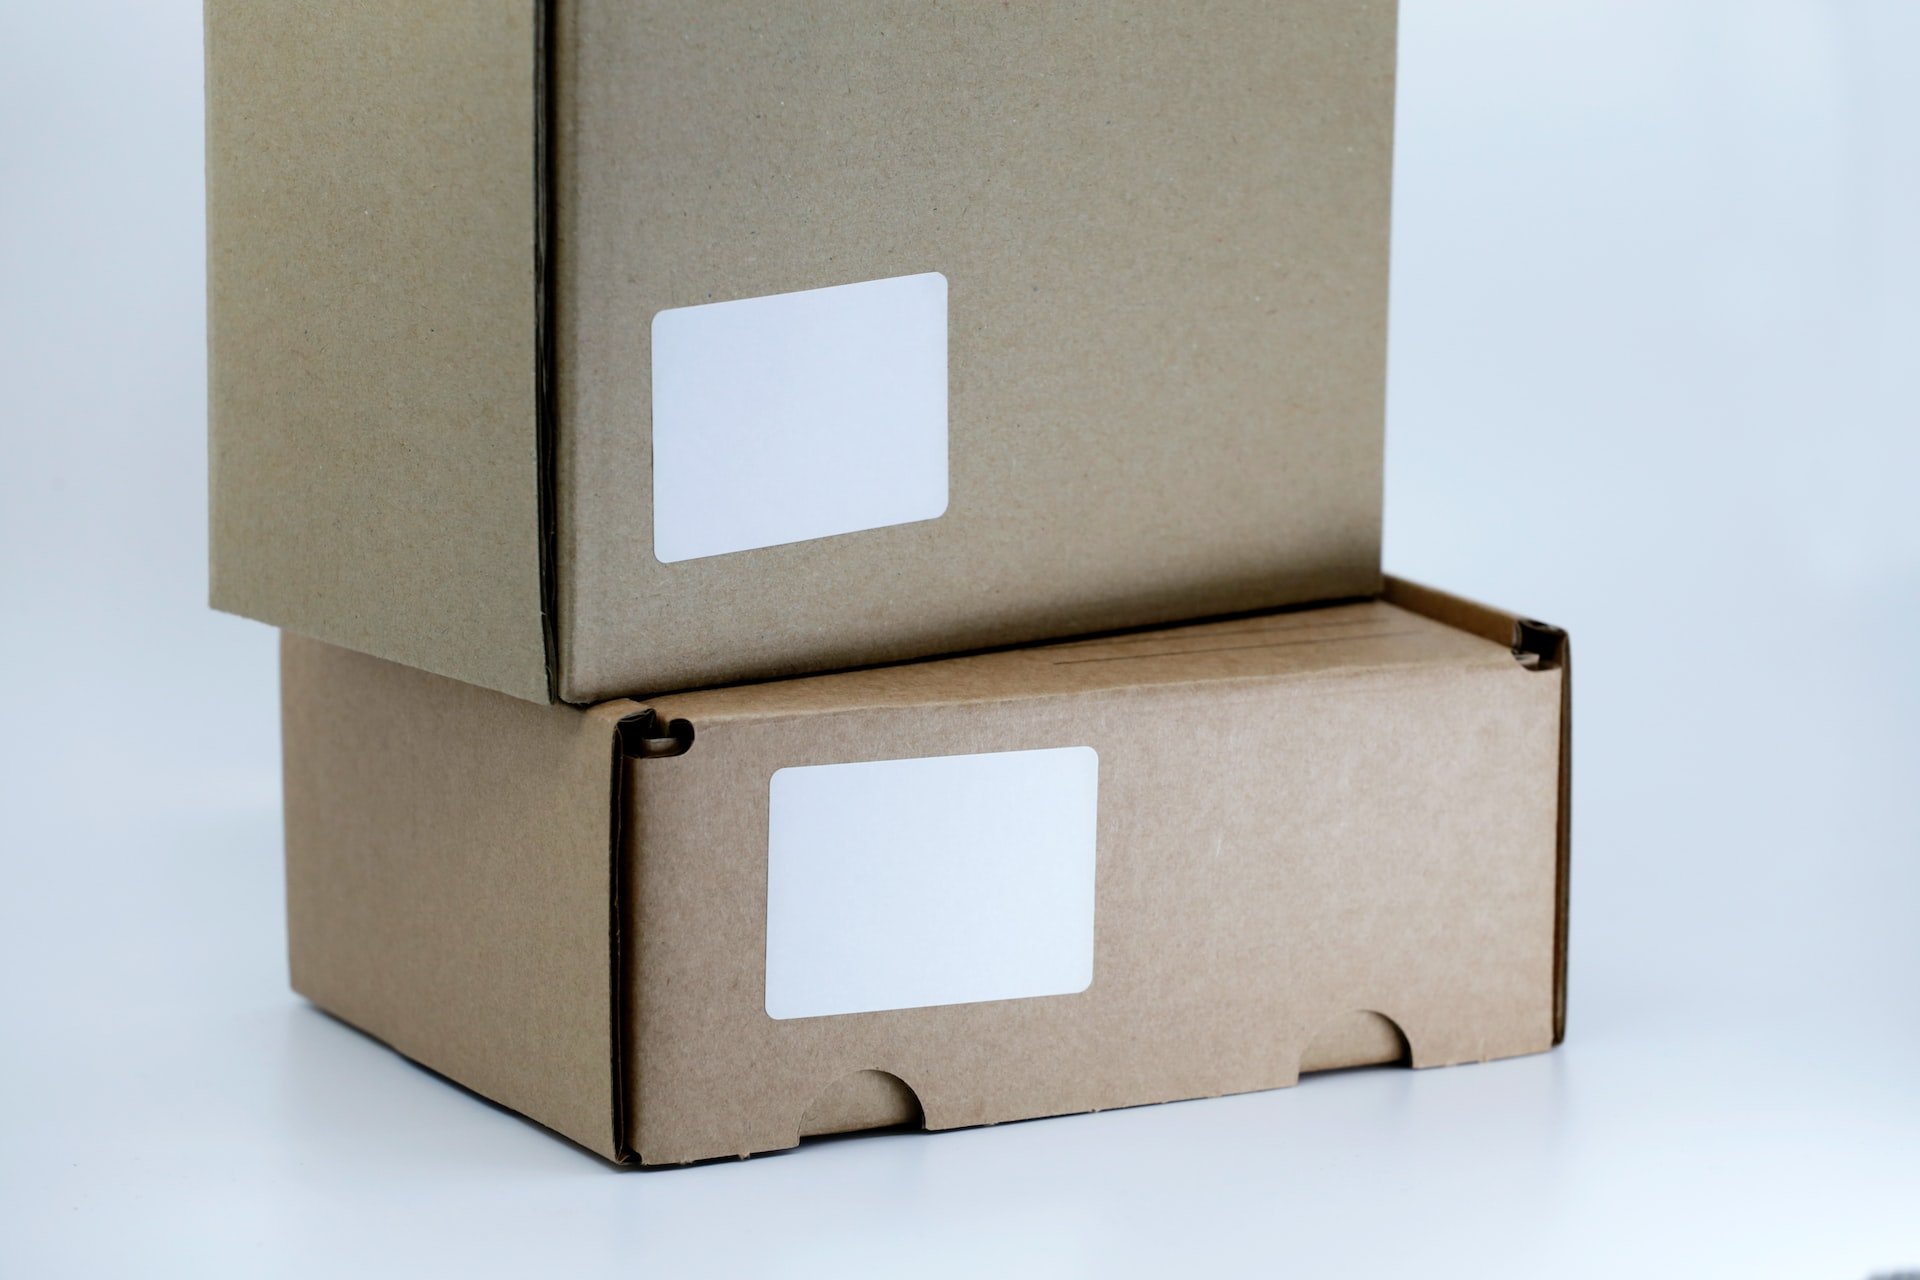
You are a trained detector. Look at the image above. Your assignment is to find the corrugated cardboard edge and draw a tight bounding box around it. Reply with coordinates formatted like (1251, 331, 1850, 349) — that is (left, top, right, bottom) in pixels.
(550, 1, 1393, 704)
(205, 2, 551, 703)
(1383, 575, 1572, 1043)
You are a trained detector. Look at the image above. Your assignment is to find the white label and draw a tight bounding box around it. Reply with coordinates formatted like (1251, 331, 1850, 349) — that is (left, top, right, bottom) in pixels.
(650, 271, 949, 564)
(765, 746, 1099, 1021)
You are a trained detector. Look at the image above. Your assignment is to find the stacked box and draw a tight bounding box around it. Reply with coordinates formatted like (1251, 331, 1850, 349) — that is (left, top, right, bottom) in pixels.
(205, 0, 1397, 704)
(206, 0, 1573, 1164)
(283, 583, 1568, 1165)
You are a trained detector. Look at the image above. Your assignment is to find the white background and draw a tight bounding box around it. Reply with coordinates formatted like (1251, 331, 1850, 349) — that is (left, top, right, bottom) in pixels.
(2, 2, 1916, 1275)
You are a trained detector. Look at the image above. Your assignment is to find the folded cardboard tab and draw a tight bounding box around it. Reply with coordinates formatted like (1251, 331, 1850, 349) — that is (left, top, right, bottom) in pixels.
(211, 1, 1399, 703)
(281, 579, 1570, 1165)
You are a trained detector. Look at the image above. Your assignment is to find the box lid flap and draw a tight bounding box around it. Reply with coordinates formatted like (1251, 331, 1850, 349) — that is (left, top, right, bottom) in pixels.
(648, 598, 1512, 725)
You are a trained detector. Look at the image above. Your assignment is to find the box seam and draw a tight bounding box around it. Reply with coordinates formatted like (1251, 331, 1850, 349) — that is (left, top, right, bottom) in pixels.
(534, 0, 562, 702)
(1551, 637, 1573, 1043)
(606, 711, 642, 1164)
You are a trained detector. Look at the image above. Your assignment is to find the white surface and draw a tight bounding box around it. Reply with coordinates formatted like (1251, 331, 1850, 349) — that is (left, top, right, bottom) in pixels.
(2, 2, 1917, 1276)
(766, 747, 1098, 1020)
(650, 271, 948, 563)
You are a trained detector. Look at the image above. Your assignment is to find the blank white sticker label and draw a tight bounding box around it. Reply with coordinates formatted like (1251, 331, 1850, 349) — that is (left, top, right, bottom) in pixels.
(765, 746, 1098, 1021)
(650, 271, 949, 564)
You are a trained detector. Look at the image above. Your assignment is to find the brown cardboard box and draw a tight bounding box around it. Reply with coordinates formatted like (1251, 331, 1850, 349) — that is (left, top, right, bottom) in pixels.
(281, 579, 1570, 1166)
(210, 2, 1398, 704)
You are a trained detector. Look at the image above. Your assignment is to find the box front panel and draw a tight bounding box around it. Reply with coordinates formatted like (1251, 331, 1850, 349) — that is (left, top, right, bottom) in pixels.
(554, 1, 1395, 700)
(627, 660, 1561, 1165)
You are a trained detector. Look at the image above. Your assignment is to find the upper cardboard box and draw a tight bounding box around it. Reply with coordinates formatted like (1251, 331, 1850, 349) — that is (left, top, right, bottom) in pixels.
(207, 1, 1398, 703)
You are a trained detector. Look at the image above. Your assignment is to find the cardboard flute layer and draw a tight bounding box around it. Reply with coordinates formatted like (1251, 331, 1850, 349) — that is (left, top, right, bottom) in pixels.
(281, 580, 1571, 1166)
(213, 1, 1397, 704)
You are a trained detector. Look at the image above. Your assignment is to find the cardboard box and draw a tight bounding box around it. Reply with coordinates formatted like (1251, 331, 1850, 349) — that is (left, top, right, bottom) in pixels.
(281, 579, 1571, 1166)
(210, 2, 1399, 704)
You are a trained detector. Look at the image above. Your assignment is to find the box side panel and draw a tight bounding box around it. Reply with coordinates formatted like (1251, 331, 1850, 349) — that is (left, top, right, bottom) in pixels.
(207, 2, 549, 702)
(626, 657, 1561, 1165)
(553, 0, 1393, 702)
(280, 634, 626, 1158)
(1384, 575, 1573, 1040)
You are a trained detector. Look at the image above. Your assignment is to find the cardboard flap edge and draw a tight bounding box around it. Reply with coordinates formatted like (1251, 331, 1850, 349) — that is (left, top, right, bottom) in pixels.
(1383, 575, 1572, 1043)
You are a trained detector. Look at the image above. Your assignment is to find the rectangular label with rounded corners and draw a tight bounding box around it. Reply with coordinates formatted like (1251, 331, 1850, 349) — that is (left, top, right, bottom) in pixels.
(651, 271, 949, 564)
(766, 746, 1098, 1020)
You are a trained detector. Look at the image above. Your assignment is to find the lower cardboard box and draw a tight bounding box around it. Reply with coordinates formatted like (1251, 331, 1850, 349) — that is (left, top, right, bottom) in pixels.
(280, 577, 1571, 1166)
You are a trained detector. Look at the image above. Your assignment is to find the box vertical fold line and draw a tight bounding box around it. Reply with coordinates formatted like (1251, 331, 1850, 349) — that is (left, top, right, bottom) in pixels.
(534, 0, 561, 701)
